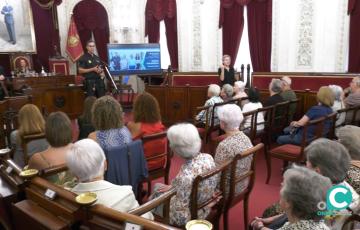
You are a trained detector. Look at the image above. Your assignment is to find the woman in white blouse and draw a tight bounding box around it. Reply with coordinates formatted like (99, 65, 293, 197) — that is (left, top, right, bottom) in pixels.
(242, 87, 264, 131)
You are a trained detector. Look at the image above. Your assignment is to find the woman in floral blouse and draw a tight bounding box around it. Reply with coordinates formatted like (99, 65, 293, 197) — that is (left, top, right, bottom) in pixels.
(150, 123, 217, 226)
(215, 104, 253, 194)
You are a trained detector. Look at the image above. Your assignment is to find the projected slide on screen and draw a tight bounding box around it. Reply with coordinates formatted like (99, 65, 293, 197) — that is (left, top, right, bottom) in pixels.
(107, 43, 161, 75)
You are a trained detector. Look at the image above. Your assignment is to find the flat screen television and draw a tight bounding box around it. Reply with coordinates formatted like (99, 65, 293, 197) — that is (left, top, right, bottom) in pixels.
(107, 43, 161, 75)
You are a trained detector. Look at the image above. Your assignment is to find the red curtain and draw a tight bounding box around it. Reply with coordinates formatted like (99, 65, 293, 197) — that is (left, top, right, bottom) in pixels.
(348, 0, 360, 72)
(73, 0, 110, 62)
(219, 1, 245, 66)
(247, 0, 272, 72)
(145, 0, 178, 70)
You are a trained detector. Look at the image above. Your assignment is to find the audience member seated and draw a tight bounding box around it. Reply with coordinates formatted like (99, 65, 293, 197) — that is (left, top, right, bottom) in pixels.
(67, 138, 153, 219)
(88, 96, 131, 151)
(338, 125, 360, 194)
(251, 166, 331, 230)
(344, 76, 360, 108)
(259, 138, 359, 229)
(306, 138, 359, 229)
(280, 76, 297, 121)
(328, 85, 345, 126)
(127, 92, 166, 170)
(28, 112, 75, 187)
(233, 81, 247, 99)
(277, 86, 334, 145)
(264, 79, 285, 107)
(242, 87, 264, 131)
(150, 123, 217, 226)
(11, 104, 49, 168)
(220, 84, 234, 102)
(215, 104, 253, 194)
(196, 84, 223, 125)
(77, 96, 96, 140)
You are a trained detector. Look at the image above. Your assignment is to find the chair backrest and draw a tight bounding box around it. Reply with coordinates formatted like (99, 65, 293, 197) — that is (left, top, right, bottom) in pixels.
(25, 177, 81, 225)
(271, 101, 290, 132)
(21, 133, 46, 166)
(226, 143, 264, 208)
(190, 161, 230, 221)
(336, 105, 360, 128)
(194, 104, 212, 130)
(297, 116, 327, 160)
(326, 112, 337, 140)
(2, 110, 18, 148)
(255, 106, 274, 144)
(39, 164, 68, 178)
(141, 131, 169, 172)
(241, 109, 257, 140)
(0, 158, 24, 187)
(288, 98, 300, 121)
(85, 204, 181, 230)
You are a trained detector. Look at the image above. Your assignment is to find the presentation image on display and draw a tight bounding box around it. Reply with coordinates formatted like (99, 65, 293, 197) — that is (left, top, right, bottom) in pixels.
(107, 43, 161, 75)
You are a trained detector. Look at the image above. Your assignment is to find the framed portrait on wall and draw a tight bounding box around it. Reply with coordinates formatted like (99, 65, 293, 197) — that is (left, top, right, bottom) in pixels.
(0, 0, 36, 53)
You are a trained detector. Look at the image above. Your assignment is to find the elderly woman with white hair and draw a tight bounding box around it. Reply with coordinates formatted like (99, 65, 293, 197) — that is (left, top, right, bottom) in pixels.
(233, 81, 247, 99)
(196, 84, 223, 125)
(67, 139, 153, 219)
(220, 83, 234, 102)
(215, 104, 253, 194)
(338, 125, 360, 195)
(252, 166, 332, 230)
(150, 123, 217, 226)
(329, 84, 345, 126)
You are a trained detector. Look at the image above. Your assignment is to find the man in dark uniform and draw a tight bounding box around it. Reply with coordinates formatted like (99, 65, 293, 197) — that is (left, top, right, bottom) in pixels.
(78, 40, 106, 97)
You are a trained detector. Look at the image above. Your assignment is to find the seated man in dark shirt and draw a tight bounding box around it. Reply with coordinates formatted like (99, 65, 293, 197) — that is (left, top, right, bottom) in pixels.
(264, 79, 285, 107)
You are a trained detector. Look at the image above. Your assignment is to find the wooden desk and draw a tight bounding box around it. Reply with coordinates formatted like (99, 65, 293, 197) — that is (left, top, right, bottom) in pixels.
(7, 75, 75, 91)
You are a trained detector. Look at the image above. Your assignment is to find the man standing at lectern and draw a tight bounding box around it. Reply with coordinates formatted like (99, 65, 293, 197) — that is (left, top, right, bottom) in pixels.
(78, 40, 105, 98)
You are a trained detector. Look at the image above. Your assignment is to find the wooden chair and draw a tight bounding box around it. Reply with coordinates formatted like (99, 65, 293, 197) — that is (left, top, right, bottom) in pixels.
(141, 131, 172, 197)
(326, 112, 337, 140)
(23, 177, 82, 228)
(189, 161, 230, 230)
(336, 105, 360, 128)
(288, 98, 300, 121)
(270, 101, 290, 138)
(223, 143, 264, 230)
(266, 116, 327, 184)
(193, 104, 212, 144)
(84, 204, 181, 230)
(240, 109, 258, 140)
(2, 109, 18, 149)
(21, 133, 46, 166)
(129, 188, 176, 224)
(39, 164, 68, 178)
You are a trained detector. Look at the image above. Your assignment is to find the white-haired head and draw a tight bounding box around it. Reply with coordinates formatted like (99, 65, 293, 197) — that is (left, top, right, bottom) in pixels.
(208, 84, 221, 98)
(328, 85, 343, 101)
(218, 104, 243, 131)
(167, 123, 201, 159)
(234, 81, 246, 93)
(281, 76, 292, 86)
(66, 139, 106, 182)
(221, 84, 234, 98)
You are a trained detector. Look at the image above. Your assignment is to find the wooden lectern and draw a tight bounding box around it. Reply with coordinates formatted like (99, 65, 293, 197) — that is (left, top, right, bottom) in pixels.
(49, 58, 69, 75)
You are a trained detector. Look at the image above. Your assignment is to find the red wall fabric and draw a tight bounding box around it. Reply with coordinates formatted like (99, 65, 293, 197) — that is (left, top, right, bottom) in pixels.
(73, 0, 110, 62)
(219, 3, 244, 66)
(348, 0, 360, 72)
(145, 0, 178, 70)
(247, 0, 272, 72)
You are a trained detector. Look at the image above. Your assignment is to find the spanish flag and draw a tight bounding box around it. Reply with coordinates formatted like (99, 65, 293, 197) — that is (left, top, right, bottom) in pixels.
(66, 16, 84, 62)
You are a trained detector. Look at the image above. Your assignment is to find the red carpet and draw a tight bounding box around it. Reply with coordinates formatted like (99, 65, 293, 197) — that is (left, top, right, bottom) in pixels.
(71, 119, 283, 229)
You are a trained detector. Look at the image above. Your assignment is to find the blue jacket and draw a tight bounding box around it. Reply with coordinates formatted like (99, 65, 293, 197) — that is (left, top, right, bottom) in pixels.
(1, 5, 14, 24)
(104, 140, 148, 197)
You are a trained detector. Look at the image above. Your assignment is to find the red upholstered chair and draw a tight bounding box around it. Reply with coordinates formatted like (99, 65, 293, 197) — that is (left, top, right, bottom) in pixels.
(266, 116, 328, 184)
(223, 143, 264, 230)
(141, 131, 172, 196)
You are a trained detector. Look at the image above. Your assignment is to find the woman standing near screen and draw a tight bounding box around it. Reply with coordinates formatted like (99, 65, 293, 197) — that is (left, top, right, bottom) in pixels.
(218, 55, 238, 86)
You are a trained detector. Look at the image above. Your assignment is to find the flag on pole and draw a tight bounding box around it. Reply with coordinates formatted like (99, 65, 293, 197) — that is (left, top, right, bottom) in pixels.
(66, 15, 84, 62)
